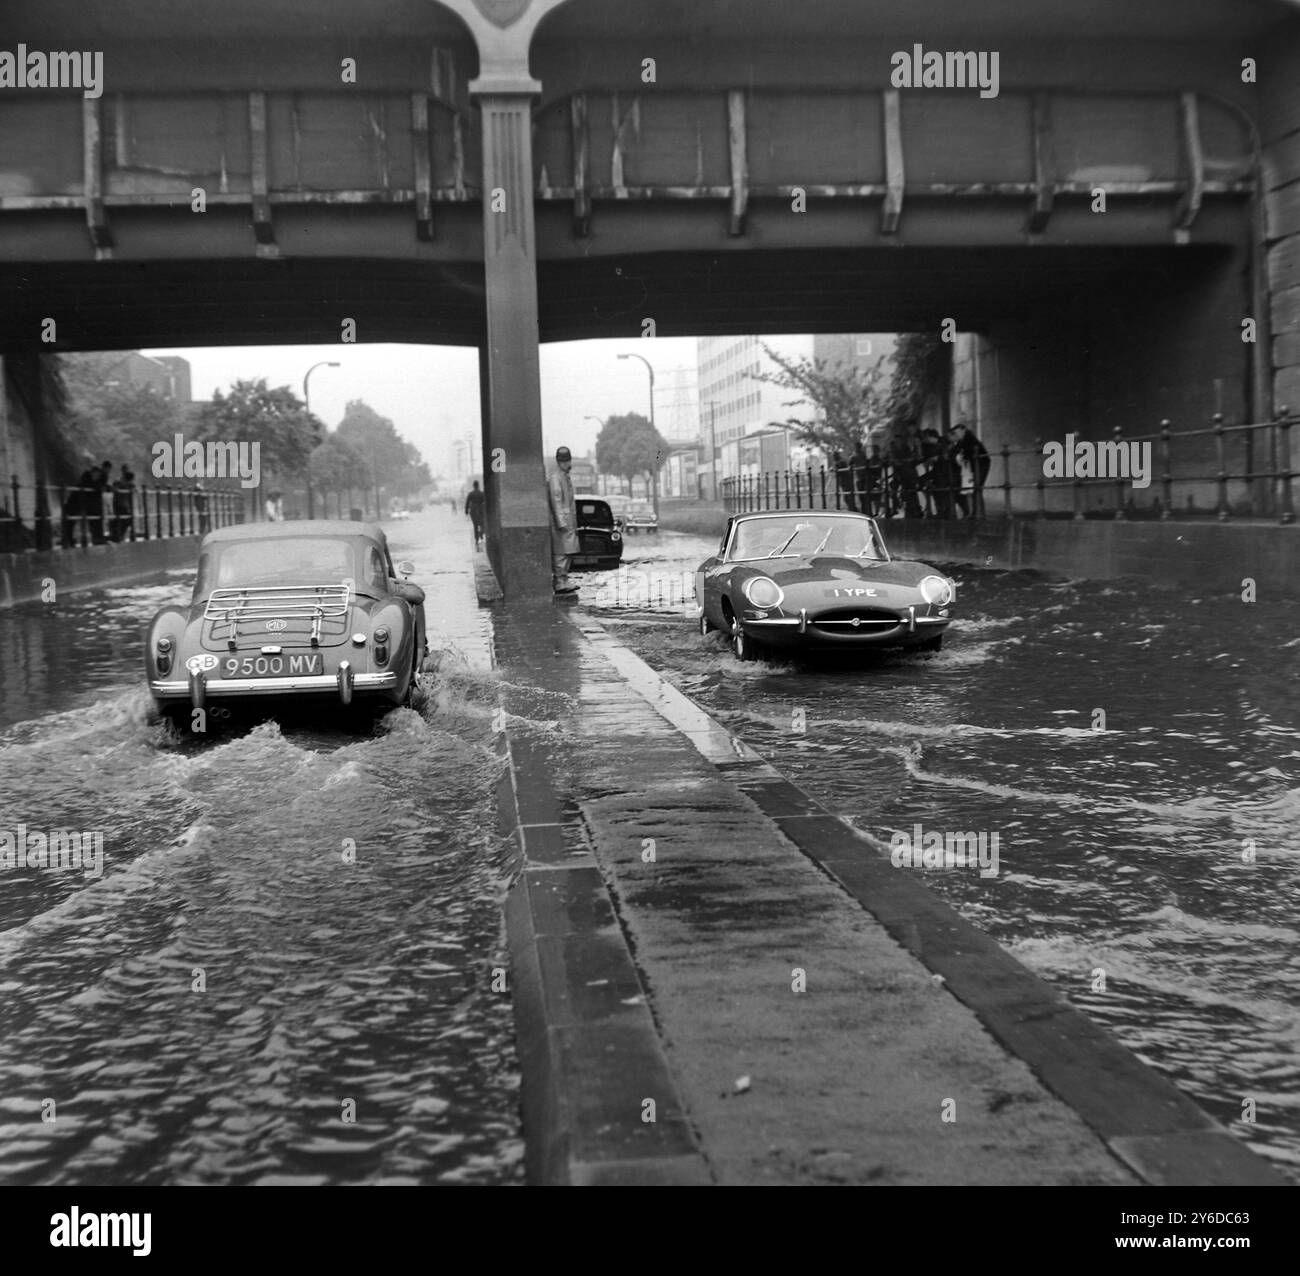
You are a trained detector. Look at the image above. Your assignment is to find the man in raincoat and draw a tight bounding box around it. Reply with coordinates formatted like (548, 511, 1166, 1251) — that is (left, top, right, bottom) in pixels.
(548, 446, 579, 594)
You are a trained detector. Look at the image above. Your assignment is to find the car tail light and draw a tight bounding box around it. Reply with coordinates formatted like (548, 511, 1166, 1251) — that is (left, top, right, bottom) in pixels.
(156, 635, 174, 676)
(373, 625, 390, 667)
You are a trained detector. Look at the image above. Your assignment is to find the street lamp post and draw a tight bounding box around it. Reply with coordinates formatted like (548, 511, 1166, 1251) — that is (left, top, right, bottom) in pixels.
(303, 360, 340, 519)
(617, 352, 659, 517)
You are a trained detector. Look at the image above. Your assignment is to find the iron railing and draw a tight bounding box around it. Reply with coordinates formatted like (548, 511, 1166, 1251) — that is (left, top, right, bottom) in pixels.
(0, 477, 246, 553)
(721, 412, 1299, 526)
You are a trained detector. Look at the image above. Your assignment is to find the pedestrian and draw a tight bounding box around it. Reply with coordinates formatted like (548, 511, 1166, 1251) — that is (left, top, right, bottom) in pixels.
(264, 489, 284, 521)
(464, 479, 485, 550)
(950, 422, 991, 518)
(112, 466, 136, 541)
(547, 445, 579, 595)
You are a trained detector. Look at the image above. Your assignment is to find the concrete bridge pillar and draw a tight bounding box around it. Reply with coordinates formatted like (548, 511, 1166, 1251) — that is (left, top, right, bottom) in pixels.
(453, 0, 572, 598)
(473, 83, 551, 598)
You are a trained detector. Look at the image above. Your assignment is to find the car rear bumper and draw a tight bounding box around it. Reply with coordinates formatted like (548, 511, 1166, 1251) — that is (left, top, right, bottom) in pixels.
(150, 671, 398, 700)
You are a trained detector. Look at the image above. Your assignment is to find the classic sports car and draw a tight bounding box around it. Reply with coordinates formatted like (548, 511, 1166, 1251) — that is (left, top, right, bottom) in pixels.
(695, 511, 955, 660)
(146, 520, 427, 724)
(570, 496, 624, 571)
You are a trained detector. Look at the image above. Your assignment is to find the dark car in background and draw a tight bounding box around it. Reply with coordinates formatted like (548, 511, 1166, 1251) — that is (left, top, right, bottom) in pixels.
(146, 520, 427, 726)
(570, 496, 624, 571)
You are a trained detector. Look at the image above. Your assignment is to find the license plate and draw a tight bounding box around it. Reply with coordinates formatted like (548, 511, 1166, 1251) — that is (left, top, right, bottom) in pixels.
(219, 653, 323, 678)
(571, 555, 598, 566)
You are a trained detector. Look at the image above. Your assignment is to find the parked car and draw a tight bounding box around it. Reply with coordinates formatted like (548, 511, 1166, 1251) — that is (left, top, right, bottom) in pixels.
(624, 500, 659, 533)
(389, 507, 410, 521)
(146, 520, 427, 725)
(569, 496, 624, 571)
(584, 492, 629, 533)
(695, 510, 955, 661)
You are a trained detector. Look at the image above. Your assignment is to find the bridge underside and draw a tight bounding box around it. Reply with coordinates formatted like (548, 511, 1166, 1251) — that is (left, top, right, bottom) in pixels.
(0, 238, 1242, 348)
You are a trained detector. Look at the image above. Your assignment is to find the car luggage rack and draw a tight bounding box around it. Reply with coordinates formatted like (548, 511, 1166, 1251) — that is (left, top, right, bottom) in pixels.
(204, 583, 351, 647)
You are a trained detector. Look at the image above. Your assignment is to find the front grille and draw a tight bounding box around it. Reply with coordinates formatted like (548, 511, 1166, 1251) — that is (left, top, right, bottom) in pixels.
(813, 606, 900, 631)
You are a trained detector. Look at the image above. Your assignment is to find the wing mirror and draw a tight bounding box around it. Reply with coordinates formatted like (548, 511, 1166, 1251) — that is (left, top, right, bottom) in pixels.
(396, 560, 415, 580)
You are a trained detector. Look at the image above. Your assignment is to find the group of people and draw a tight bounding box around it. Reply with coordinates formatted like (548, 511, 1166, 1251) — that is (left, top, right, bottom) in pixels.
(62, 461, 138, 546)
(829, 422, 991, 520)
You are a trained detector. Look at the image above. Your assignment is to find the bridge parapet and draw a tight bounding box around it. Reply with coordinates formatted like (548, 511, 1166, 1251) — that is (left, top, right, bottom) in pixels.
(0, 85, 1256, 257)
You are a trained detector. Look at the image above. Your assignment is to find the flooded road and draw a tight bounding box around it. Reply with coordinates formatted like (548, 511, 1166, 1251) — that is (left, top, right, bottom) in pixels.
(584, 527, 1300, 1179)
(0, 509, 523, 1185)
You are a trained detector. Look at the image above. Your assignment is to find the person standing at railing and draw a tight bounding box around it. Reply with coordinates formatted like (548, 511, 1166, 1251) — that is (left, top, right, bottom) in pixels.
(91, 461, 113, 543)
(890, 431, 924, 519)
(950, 422, 990, 518)
(111, 466, 136, 541)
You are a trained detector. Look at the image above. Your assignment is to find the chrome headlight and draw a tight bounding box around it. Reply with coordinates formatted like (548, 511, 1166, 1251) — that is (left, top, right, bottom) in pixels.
(611, 531, 622, 542)
(743, 576, 784, 609)
(919, 575, 953, 606)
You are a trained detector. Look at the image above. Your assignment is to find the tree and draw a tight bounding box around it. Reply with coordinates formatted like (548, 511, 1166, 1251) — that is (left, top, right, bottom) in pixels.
(50, 352, 197, 482)
(595, 412, 668, 495)
(333, 399, 431, 498)
(747, 343, 891, 455)
(309, 434, 367, 494)
(886, 333, 952, 436)
(195, 379, 320, 483)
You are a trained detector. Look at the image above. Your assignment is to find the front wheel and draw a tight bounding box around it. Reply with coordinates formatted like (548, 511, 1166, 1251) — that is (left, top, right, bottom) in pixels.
(731, 620, 761, 662)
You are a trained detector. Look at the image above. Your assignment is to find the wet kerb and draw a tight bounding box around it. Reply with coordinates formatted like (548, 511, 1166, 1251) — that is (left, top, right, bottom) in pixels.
(492, 601, 711, 1185)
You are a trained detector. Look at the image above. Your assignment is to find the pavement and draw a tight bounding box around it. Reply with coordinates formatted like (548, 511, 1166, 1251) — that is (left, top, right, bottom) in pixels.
(428, 524, 1287, 1186)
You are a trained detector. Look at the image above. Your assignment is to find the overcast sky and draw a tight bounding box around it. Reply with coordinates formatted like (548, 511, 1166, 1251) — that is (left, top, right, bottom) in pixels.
(142, 337, 699, 477)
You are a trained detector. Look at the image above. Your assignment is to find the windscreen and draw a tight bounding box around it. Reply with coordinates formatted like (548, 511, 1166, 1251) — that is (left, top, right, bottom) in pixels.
(728, 516, 886, 561)
(196, 537, 365, 597)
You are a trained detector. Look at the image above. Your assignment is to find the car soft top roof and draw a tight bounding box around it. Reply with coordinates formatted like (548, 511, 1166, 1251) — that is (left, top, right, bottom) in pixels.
(200, 519, 389, 546)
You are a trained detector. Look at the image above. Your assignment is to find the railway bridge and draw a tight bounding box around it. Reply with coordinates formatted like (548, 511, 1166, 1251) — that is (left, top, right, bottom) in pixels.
(2, 0, 1300, 593)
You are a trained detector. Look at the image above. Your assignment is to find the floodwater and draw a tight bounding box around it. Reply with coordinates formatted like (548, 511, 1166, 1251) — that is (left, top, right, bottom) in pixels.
(581, 526, 1300, 1179)
(0, 509, 523, 1185)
